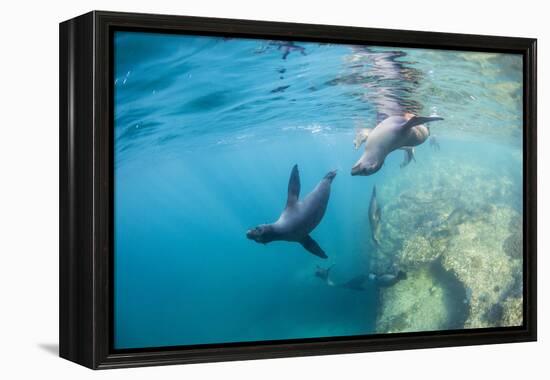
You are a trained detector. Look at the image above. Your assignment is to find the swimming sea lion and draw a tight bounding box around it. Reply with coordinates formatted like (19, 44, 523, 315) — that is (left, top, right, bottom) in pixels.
(339, 274, 369, 291)
(246, 164, 337, 258)
(431, 206, 473, 238)
(351, 114, 443, 176)
(368, 271, 407, 287)
(315, 265, 335, 286)
(368, 186, 382, 246)
(270, 41, 307, 59)
(354, 130, 416, 168)
(271, 85, 291, 93)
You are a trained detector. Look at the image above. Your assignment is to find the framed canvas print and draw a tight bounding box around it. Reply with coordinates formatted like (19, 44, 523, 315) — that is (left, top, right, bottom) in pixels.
(59, 11, 536, 369)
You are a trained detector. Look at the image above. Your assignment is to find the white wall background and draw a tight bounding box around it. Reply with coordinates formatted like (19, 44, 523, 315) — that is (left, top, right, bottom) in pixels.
(0, 0, 546, 378)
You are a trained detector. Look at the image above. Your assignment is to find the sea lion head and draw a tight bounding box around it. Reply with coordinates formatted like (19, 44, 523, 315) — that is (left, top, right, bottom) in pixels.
(246, 224, 276, 244)
(351, 153, 383, 176)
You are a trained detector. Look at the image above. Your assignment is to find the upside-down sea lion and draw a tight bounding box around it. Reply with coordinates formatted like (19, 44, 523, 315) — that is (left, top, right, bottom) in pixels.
(351, 114, 443, 176)
(246, 164, 337, 258)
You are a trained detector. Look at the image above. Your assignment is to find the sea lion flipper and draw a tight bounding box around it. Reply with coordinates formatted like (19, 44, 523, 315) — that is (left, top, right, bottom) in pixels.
(399, 147, 416, 168)
(286, 164, 301, 207)
(401, 116, 444, 129)
(299, 235, 327, 259)
(353, 128, 371, 149)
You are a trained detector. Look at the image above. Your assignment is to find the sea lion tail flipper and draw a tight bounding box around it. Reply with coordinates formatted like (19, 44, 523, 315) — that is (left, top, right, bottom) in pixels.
(300, 235, 327, 259)
(401, 116, 444, 129)
(286, 164, 301, 207)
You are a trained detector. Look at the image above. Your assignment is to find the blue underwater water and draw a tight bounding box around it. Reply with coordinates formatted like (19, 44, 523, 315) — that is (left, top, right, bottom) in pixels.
(113, 32, 523, 349)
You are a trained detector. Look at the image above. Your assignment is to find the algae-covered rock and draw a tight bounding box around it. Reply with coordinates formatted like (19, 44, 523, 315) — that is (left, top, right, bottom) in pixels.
(503, 215, 523, 259)
(370, 153, 523, 332)
(376, 266, 449, 333)
(501, 296, 523, 327)
(440, 206, 522, 328)
(399, 235, 439, 270)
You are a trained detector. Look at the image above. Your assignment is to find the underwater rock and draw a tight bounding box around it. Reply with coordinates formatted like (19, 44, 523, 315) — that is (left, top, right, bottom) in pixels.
(440, 206, 522, 328)
(370, 154, 523, 332)
(376, 266, 449, 333)
(501, 296, 523, 327)
(485, 303, 504, 326)
(503, 215, 523, 259)
(503, 233, 522, 259)
(399, 235, 439, 270)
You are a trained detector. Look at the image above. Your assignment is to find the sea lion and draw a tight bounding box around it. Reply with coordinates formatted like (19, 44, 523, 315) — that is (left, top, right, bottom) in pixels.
(316, 269, 368, 291)
(246, 164, 337, 258)
(351, 114, 443, 176)
(354, 130, 417, 168)
(339, 274, 369, 291)
(271, 85, 291, 93)
(430, 206, 473, 238)
(368, 271, 407, 287)
(368, 186, 382, 246)
(270, 41, 307, 60)
(315, 265, 335, 286)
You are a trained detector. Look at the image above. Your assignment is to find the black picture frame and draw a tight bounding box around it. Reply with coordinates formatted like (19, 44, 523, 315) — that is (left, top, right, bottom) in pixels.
(59, 10, 537, 369)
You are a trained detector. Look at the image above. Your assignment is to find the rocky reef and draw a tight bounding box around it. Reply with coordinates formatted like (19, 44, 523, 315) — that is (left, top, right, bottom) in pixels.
(371, 151, 523, 333)
(377, 266, 450, 333)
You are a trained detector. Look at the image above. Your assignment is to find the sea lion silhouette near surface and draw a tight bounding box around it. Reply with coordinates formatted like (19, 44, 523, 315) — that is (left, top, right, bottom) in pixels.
(246, 165, 337, 258)
(351, 114, 443, 176)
